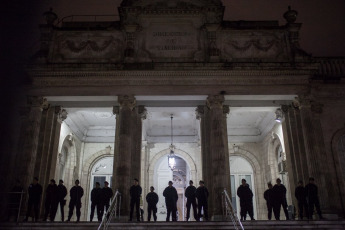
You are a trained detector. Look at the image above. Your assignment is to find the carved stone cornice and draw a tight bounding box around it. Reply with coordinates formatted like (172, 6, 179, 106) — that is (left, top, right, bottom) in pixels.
(118, 95, 136, 110)
(206, 95, 224, 109)
(138, 105, 147, 120)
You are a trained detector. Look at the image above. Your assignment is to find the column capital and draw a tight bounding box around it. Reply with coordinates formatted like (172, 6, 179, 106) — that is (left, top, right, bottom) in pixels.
(112, 106, 120, 115)
(206, 95, 224, 109)
(27, 96, 49, 110)
(56, 107, 68, 123)
(195, 105, 205, 120)
(223, 105, 230, 114)
(118, 95, 136, 110)
(295, 95, 323, 114)
(138, 105, 147, 120)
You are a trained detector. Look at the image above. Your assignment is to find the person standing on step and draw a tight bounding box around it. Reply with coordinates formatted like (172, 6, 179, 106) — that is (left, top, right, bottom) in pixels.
(264, 182, 273, 220)
(237, 179, 255, 221)
(129, 178, 142, 222)
(185, 180, 198, 221)
(146, 186, 159, 222)
(305, 177, 323, 220)
(295, 180, 309, 220)
(101, 181, 113, 218)
(195, 180, 209, 221)
(57, 180, 67, 222)
(67, 180, 84, 222)
(43, 179, 58, 222)
(272, 178, 289, 220)
(163, 181, 178, 222)
(24, 177, 42, 222)
(90, 182, 102, 222)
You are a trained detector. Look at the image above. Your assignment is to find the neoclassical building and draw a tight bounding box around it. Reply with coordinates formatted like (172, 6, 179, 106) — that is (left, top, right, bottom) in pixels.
(1, 0, 345, 222)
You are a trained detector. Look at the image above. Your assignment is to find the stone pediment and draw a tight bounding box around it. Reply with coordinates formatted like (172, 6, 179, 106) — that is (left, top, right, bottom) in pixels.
(120, 0, 223, 8)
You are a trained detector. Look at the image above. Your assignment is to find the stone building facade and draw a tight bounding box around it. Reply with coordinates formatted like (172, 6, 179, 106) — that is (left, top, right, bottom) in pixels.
(1, 0, 345, 222)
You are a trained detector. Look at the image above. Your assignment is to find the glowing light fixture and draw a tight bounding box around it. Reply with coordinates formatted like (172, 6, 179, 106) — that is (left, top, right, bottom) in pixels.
(168, 114, 176, 171)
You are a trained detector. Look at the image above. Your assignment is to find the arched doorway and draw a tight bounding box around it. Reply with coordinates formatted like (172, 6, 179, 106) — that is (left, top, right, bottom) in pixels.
(230, 156, 257, 219)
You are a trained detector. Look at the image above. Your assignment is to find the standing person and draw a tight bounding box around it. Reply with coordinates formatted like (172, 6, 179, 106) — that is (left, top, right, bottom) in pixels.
(185, 180, 198, 221)
(146, 186, 158, 222)
(7, 180, 23, 222)
(237, 179, 255, 221)
(66, 180, 84, 222)
(129, 178, 142, 222)
(264, 182, 273, 220)
(57, 180, 67, 222)
(163, 181, 178, 222)
(272, 178, 289, 220)
(295, 180, 309, 220)
(101, 181, 113, 218)
(305, 177, 323, 220)
(195, 180, 209, 221)
(24, 177, 43, 222)
(90, 182, 102, 222)
(43, 179, 58, 222)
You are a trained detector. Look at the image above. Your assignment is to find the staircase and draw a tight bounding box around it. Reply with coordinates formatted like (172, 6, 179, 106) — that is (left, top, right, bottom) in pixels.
(1, 221, 345, 230)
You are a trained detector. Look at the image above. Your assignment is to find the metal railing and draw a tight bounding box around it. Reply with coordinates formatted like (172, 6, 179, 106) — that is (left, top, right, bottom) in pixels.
(6, 191, 25, 223)
(98, 190, 122, 230)
(222, 189, 244, 230)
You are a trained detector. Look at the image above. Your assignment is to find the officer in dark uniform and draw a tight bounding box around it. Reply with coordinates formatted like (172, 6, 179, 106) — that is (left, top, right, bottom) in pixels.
(101, 181, 113, 218)
(195, 180, 209, 221)
(163, 181, 178, 222)
(295, 180, 309, 220)
(305, 177, 323, 220)
(57, 180, 67, 222)
(43, 179, 58, 221)
(67, 180, 84, 222)
(90, 182, 102, 222)
(237, 179, 255, 221)
(24, 177, 43, 222)
(129, 178, 142, 222)
(264, 182, 273, 220)
(272, 178, 289, 220)
(185, 180, 197, 221)
(146, 186, 159, 221)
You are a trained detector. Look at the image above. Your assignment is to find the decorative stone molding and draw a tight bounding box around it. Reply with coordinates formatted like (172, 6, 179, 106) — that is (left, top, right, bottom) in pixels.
(112, 106, 120, 115)
(118, 95, 136, 110)
(223, 105, 230, 114)
(206, 95, 224, 109)
(138, 105, 147, 120)
(195, 105, 204, 120)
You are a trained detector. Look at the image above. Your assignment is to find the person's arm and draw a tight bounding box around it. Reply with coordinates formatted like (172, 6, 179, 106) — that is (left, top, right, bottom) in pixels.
(81, 187, 84, 198)
(63, 186, 67, 198)
(155, 193, 159, 204)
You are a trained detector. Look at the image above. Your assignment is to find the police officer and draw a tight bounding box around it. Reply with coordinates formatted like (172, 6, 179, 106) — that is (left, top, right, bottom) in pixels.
(24, 177, 42, 222)
(129, 178, 142, 222)
(101, 181, 113, 218)
(237, 179, 255, 221)
(295, 180, 309, 220)
(163, 181, 178, 222)
(305, 177, 323, 220)
(264, 182, 273, 220)
(272, 178, 289, 220)
(57, 180, 67, 222)
(90, 182, 102, 222)
(195, 180, 209, 221)
(67, 180, 84, 222)
(43, 179, 58, 222)
(185, 180, 197, 221)
(146, 186, 159, 222)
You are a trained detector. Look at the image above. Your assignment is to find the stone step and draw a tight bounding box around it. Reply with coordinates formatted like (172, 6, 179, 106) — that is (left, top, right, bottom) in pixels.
(1, 221, 345, 230)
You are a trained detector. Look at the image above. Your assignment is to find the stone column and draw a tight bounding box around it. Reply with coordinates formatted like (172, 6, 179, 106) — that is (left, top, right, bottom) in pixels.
(196, 95, 231, 220)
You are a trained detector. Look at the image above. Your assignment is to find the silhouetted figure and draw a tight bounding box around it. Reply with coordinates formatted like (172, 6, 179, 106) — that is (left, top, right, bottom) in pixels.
(264, 182, 273, 220)
(163, 181, 178, 222)
(24, 177, 42, 222)
(295, 180, 309, 220)
(67, 180, 84, 222)
(129, 178, 142, 222)
(185, 180, 198, 221)
(272, 178, 289, 220)
(90, 182, 102, 222)
(195, 180, 209, 221)
(237, 179, 255, 221)
(57, 180, 67, 221)
(101, 181, 113, 219)
(305, 177, 323, 220)
(7, 180, 23, 222)
(146, 186, 158, 222)
(43, 179, 58, 221)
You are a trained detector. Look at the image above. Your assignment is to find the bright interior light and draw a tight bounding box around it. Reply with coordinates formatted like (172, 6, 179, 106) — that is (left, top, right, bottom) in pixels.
(168, 156, 176, 169)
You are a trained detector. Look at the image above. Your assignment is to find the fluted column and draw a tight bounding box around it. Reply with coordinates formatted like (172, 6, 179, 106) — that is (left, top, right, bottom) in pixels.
(196, 95, 231, 220)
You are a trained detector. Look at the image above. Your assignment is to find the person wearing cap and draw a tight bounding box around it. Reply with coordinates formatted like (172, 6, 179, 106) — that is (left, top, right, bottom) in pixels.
(90, 182, 102, 222)
(67, 180, 84, 222)
(272, 178, 289, 220)
(195, 180, 209, 221)
(24, 177, 42, 222)
(43, 179, 58, 221)
(129, 178, 142, 221)
(163, 181, 178, 221)
(264, 182, 273, 220)
(57, 179, 67, 221)
(295, 180, 308, 220)
(146, 186, 159, 221)
(185, 180, 198, 221)
(101, 181, 113, 218)
(237, 179, 254, 221)
(305, 177, 323, 220)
